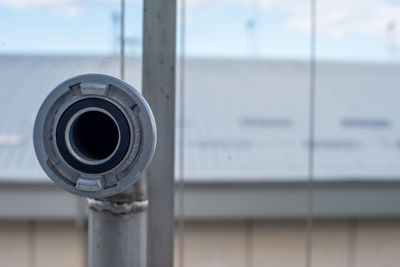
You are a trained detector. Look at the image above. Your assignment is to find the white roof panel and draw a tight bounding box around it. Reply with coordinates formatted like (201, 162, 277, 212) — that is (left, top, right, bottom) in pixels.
(0, 56, 399, 183)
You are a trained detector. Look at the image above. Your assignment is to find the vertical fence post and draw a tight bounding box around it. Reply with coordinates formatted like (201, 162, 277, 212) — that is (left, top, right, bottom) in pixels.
(142, 0, 176, 266)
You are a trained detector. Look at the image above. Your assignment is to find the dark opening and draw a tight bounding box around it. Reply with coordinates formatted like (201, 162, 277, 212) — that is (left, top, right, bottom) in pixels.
(71, 111, 119, 161)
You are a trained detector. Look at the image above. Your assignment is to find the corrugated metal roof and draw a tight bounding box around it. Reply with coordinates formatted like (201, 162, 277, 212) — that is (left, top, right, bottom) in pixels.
(0, 55, 399, 183)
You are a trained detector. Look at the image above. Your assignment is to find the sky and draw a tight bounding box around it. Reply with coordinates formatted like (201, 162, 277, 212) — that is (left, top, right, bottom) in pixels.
(0, 0, 399, 61)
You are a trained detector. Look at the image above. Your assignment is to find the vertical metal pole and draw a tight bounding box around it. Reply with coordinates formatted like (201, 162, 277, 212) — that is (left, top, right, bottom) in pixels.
(142, 0, 176, 266)
(120, 0, 125, 80)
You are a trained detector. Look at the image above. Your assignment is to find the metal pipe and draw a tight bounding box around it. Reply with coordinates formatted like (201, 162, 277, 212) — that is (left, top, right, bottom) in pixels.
(142, 0, 176, 266)
(88, 169, 149, 267)
(33, 74, 156, 267)
(88, 198, 147, 267)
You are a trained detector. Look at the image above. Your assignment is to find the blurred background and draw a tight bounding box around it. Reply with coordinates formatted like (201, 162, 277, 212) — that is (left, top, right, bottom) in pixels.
(1, 0, 400, 266)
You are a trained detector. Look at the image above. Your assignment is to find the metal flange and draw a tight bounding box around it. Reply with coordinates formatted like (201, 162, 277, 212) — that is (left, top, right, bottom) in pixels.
(33, 74, 156, 198)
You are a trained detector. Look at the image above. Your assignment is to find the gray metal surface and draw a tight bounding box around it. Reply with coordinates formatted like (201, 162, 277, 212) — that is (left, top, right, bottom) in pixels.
(142, 0, 176, 266)
(0, 56, 400, 184)
(31, 73, 153, 267)
(33, 74, 156, 198)
(89, 206, 146, 267)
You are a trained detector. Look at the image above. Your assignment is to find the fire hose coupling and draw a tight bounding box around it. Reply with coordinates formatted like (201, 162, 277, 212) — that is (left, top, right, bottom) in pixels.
(33, 74, 156, 198)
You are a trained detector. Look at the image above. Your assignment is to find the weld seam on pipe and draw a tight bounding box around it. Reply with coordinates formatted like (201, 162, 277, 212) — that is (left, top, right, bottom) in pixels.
(88, 198, 148, 215)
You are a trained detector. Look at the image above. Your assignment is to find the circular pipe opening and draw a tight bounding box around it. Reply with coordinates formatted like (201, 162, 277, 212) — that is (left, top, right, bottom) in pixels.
(69, 110, 120, 161)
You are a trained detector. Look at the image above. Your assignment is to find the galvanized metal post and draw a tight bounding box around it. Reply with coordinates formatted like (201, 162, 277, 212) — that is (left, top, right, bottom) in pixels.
(142, 0, 176, 266)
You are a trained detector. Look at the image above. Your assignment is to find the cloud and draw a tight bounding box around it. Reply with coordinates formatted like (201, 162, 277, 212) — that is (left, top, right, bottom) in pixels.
(284, 0, 400, 39)
(0, 0, 120, 17)
(1, 0, 400, 41)
(187, 0, 400, 40)
(0, 0, 81, 16)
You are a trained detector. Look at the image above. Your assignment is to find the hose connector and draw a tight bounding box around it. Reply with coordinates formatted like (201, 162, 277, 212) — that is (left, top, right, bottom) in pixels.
(33, 74, 156, 198)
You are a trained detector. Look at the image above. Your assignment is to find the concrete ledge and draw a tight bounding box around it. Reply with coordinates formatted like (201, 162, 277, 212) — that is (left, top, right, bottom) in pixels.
(1, 181, 400, 220)
(0, 183, 85, 220)
(179, 181, 400, 219)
